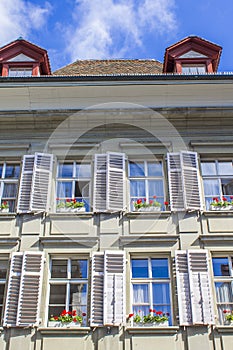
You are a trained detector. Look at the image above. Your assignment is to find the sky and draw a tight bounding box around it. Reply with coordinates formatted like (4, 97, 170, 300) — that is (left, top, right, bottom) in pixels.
(0, 0, 232, 72)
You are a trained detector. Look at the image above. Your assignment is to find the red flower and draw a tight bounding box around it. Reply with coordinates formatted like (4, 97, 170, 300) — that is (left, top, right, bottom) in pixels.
(156, 311, 163, 315)
(72, 310, 77, 316)
(144, 198, 146, 201)
(164, 201, 169, 206)
(128, 313, 134, 318)
(67, 311, 72, 315)
(61, 310, 67, 316)
(56, 198, 60, 201)
(153, 309, 156, 313)
(166, 312, 170, 316)
(223, 310, 229, 314)
(73, 318, 77, 322)
(230, 196, 233, 199)
(222, 197, 227, 201)
(149, 308, 153, 312)
(54, 316, 58, 320)
(149, 200, 153, 205)
(153, 195, 157, 199)
(66, 199, 70, 202)
(137, 199, 142, 204)
(82, 312, 86, 316)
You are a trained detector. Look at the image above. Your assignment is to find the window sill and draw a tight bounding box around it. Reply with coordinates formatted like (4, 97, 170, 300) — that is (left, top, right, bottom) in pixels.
(216, 325, 233, 333)
(203, 210, 233, 217)
(126, 211, 171, 218)
(49, 212, 94, 218)
(126, 326, 179, 334)
(38, 326, 90, 334)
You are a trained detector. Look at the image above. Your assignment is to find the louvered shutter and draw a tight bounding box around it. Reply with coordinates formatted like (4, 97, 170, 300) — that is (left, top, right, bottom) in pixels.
(104, 251, 125, 326)
(181, 152, 202, 210)
(107, 153, 125, 211)
(167, 153, 184, 211)
(188, 250, 215, 325)
(16, 252, 44, 326)
(175, 251, 192, 326)
(167, 152, 202, 211)
(30, 153, 53, 212)
(90, 252, 104, 326)
(17, 156, 34, 213)
(3, 253, 23, 326)
(93, 154, 107, 212)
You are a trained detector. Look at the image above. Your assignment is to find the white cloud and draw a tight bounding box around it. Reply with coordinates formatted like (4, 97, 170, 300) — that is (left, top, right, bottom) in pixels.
(65, 0, 177, 61)
(0, 0, 52, 46)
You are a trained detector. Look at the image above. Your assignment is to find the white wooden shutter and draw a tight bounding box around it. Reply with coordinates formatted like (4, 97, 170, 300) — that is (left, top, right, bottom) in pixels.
(175, 251, 192, 326)
(16, 252, 44, 326)
(30, 153, 53, 212)
(181, 152, 202, 211)
(90, 252, 104, 326)
(167, 152, 202, 211)
(3, 253, 23, 326)
(17, 156, 34, 213)
(93, 154, 107, 212)
(188, 250, 215, 325)
(104, 251, 125, 326)
(107, 153, 125, 211)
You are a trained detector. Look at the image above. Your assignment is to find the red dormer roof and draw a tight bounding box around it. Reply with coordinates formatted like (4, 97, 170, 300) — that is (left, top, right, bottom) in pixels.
(0, 37, 51, 76)
(163, 36, 222, 73)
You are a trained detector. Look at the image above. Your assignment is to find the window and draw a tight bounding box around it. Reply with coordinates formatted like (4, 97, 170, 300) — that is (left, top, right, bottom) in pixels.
(0, 162, 20, 212)
(182, 64, 206, 74)
(0, 260, 8, 320)
(201, 160, 233, 209)
(131, 257, 172, 324)
(129, 160, 165, 211)
(56, 161, 91, 212)
(48, 258, 88, 326)
(212, 256, 233, 324)
(8, 68, 32, 77)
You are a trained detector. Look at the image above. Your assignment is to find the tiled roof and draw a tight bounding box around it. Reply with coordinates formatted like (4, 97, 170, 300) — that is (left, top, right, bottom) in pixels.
(53, 59, 163, 76)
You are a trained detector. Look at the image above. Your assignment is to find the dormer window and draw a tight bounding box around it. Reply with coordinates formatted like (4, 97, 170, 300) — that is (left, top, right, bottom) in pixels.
(181, 64, 206, 74)
(8, 67, 33, 77)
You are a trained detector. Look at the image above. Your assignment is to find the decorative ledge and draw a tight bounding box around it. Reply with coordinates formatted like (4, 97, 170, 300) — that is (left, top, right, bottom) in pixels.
(38, 327, 90, 335)
(120, 235, 178, 247)
(199, 235, 233, 245)
(0, 213, 16, 219)
(126, 326, 179, 334)
(0, 237, 19, 247)
(203, 211, 233, 217)
(40, 236, 98, 248)
(49, 212, 94, 218)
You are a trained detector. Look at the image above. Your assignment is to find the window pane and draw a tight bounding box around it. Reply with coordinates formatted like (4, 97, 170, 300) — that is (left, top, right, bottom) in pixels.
(0, 166, 2, 178)
(148, 180, 164, 197)
(152, 283, 170, 304)
(57, 181, 72, 198)
(2, 183, 17, 197)
(70, 284, 87, 308)
(129, 162, 145, 177)
(203, 179, 219, 196)
(76, 163, 91, 178)
(71, 259, 88, 278)
(215, 282, 233, 302)
(75, 181, 89, 198)
(132, 259, 148, 278)
(49, 284, 66, 304)
(0, 285, 5, 304)
(218, 162, 233, 175)
(133, 284, 149, 303)
(0, 260, 8, 279)
(5, 165, 20, 178)
(58, 164, 73, 178)
(201, 162, 216, 175)
(212, 258, 230, 276)
(51, 260, 68, 278)
(147, 162, 163, 176)
(151, 258, 169, 278)
(130, 180, 145, 197)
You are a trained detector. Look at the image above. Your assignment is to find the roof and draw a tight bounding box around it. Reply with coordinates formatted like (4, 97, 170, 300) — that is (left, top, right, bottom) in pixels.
(53, 59, 163, 76)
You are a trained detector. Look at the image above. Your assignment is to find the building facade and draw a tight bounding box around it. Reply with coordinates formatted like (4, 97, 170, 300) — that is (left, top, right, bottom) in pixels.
(0, 36, 232, 350)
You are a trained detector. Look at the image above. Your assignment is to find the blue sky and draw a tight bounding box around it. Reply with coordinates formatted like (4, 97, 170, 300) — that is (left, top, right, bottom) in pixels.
(0, 0, 232, 72)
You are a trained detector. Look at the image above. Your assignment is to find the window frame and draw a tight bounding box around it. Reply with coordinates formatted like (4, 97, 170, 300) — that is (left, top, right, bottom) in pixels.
(130, 255, 173, 325)
(201, 158, 233, 210)
(212, 254, 233, 325)
(0, 161, 20, 212)
(48, 256, 89, 326)
(128, 159, 166, 211)
(56, 160, 92, 212)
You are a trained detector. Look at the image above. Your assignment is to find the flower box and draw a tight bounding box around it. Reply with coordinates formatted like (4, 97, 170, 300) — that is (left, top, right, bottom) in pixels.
(136, 207, 161, 212)
(133, 321, 169, 327)
(57, 207, 86, 213)
(0, 208, 9, 213)
(48, 321, 81, 327)
(210, 205, 233, 211)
